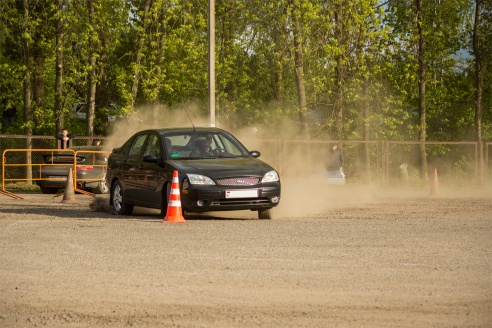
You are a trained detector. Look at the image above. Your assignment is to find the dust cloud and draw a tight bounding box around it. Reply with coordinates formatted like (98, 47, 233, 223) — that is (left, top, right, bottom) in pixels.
(102, 103, 383, 219)
(104, 102, 207, 152)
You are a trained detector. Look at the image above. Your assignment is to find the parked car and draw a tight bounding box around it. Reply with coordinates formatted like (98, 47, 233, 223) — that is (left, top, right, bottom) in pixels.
(71, 102, 123, 122)
(106, 127, 281, 219)
(36, 146, 109, 194)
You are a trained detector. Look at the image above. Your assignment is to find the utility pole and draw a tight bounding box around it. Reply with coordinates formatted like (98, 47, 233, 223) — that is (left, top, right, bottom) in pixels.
(208, 0, 216, 127)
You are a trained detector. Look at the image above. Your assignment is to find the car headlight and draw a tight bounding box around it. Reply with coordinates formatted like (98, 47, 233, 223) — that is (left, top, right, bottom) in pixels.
(261, 170, 279, 183)
(187, 174, 216, 185)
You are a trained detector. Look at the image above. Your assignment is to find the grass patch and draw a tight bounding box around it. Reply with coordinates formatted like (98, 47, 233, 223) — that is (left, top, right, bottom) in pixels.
(2, 182, 41, 192)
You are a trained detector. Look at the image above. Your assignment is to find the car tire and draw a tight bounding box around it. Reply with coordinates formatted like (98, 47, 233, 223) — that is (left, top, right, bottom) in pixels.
(40, 186, 58, 194)
(111, 180, 133, 215)
(92, 180, 109, 194)
(258, 208, 273, 220)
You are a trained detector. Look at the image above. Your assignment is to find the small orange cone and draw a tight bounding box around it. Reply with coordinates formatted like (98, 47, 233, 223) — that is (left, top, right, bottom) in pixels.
(62, 167, 77, 203)
(429, 168, 440, 197)
(163, 170, 186, 223)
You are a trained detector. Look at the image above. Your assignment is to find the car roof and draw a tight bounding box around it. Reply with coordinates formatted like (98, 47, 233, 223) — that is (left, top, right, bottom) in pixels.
(140, 127, 227, 135)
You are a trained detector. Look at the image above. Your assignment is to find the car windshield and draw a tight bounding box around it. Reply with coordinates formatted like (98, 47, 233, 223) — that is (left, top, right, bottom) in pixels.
(163, 131, 250, 159)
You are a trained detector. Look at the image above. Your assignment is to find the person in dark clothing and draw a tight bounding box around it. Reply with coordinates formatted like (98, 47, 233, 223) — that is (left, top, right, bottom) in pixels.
(56, 128, 75, 149)
(190, 134, 214, 157)
(327, 144, 344, 172)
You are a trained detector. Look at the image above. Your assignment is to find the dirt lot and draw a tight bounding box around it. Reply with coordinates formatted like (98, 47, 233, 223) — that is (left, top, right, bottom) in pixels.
(0, 183, 491, 327)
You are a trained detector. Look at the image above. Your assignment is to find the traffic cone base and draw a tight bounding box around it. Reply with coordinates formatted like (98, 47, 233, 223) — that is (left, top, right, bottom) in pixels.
(164, 170, 186, 223)
(62, 167, 77, 203)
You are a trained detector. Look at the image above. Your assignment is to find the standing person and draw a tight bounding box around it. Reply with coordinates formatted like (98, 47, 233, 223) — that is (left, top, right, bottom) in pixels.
(327, 143, 344, 173)
(56, 128, 75, 149)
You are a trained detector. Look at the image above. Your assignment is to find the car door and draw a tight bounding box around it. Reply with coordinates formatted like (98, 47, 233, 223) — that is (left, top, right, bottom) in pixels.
(137, 132, 164, 205)
(120, 133, 148, 202)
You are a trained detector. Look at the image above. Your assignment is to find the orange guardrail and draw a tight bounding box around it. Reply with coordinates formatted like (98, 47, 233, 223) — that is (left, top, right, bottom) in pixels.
(1, 148, 110, 199)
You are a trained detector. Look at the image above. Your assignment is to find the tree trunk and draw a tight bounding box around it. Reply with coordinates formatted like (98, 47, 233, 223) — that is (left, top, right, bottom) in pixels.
(33, 49, 44, 128)
(54, 0, 64, 134)
(96, 49, 110, 136)
(273, 8, 288, 105)
(473, 0, 484, 184)
(86, 1, 97, 141)
(333, 5, 345, 140)
(87, 54, 97, 140)
(291, 1, 307, 137)
(155, 2, 167, 103)
(130, 0, 151, 111)
(416, 0, 428, 181)
(22, 0, 33, 182)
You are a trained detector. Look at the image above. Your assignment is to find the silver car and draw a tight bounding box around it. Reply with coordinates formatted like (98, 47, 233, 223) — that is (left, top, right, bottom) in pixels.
(36, 146, 109, 194)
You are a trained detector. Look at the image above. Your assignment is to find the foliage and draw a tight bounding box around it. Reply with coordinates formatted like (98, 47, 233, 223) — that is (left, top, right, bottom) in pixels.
(0, 0, 489, 144)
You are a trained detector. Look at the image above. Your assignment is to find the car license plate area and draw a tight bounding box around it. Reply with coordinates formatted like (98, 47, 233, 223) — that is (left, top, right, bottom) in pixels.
(48, 176, 67, 181)
(225, 189, 258, 199)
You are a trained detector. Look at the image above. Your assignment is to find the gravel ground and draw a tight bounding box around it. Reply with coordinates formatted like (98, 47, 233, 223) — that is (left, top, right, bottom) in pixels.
(0, 184, 491, 327)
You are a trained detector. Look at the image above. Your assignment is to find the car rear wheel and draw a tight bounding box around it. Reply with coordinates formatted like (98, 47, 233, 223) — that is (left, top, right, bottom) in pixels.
(92, 180, 109, 194)
(258, 208, 273, 220)
(40, 186, 58, 194)
(112, 180, 133, 215)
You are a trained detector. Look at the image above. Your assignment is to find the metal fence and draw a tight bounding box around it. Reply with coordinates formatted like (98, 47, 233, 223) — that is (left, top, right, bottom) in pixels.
(1, 134, 490, 190)
(0, 134, 108, 150)
(1, 148, 110, 198)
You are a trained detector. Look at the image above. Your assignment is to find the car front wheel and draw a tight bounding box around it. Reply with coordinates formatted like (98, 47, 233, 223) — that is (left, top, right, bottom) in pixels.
(112, 180, 133, 215)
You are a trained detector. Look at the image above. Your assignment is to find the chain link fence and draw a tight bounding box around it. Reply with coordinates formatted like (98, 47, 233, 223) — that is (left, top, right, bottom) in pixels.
(1, 134, 490, 191)
(249, 139, 489, 188)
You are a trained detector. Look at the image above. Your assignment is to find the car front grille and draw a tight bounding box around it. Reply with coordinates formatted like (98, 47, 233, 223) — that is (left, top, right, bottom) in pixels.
(216, 177, 261, 186)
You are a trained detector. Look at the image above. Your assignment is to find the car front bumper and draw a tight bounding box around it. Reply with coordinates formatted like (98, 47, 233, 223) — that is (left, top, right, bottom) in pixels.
(180, 184, 281, 212)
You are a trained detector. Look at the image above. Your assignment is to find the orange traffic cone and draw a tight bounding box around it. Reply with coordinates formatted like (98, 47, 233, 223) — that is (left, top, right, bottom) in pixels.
(429, 168, 440, 197)
(163, 170, 186, 223)
(62, 167, 77, 203)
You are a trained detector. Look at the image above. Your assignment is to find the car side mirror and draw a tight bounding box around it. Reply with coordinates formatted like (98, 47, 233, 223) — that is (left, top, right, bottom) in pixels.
(143, 154, 159, 163)
(250, 150, 261, 158)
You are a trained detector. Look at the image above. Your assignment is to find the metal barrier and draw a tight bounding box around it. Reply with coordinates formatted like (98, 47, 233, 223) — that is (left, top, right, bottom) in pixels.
(1, 149, 110, 199)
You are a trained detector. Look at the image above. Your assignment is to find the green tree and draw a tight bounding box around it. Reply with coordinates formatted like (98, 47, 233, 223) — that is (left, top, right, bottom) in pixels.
(472, 0, 492, 182)
(0, 0, 488, 150)
(385, 0, 472, 178)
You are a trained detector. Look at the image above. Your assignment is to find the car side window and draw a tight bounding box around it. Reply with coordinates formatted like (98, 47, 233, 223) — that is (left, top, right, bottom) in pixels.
(143, 134, 161, 158)
(128, 134, 147, 157)
(216, 134, 248, 156)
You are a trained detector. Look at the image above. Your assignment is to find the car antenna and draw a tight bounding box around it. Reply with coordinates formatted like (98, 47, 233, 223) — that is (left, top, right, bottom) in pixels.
(184, 108, 195, 131)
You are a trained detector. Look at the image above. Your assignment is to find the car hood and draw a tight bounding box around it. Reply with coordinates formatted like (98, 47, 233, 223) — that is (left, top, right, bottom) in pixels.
(169, 157, 274, 178)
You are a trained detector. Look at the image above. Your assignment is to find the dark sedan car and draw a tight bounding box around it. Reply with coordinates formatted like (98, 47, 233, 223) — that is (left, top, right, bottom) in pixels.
(106, 127, 281, 219)
(36, 146, 109, 194)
